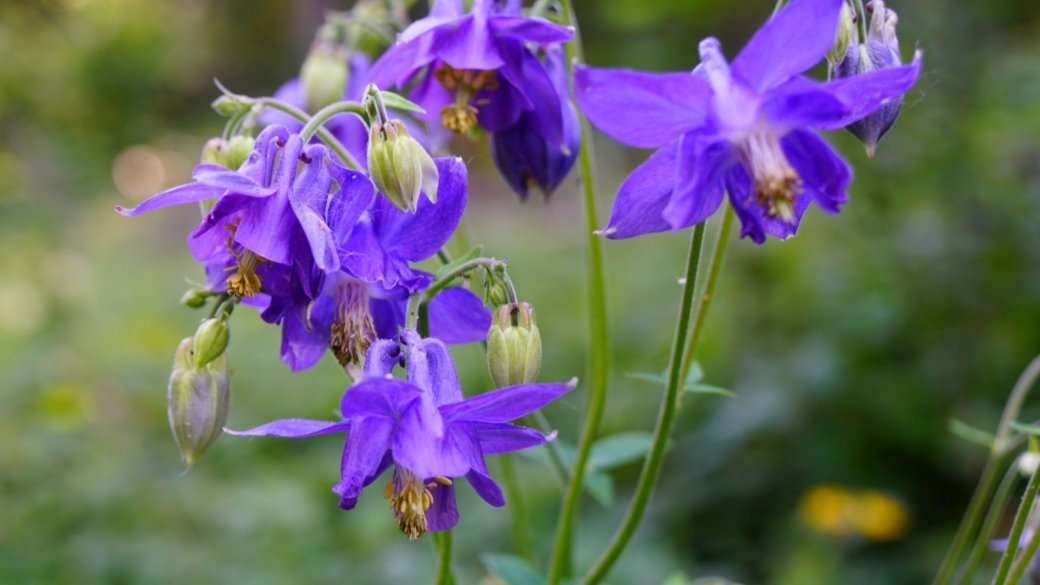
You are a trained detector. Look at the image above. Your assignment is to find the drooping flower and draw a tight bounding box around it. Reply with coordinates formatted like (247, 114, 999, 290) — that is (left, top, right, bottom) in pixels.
(574, 0, 921, 243)
(259, 155, 489, 371)
(491, 44, 580, 200)
(117, 125, 368, 299)
(830, 0, 909, 155)
(228, 331, 576, 539)
(365, 0, 573, 149)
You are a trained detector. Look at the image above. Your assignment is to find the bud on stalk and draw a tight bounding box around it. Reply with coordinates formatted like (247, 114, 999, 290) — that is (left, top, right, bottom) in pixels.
(368, 119, 439, 213)
(168, 337, 231, 467)
(192, 318, 230, 369)
(487, 303, 542, 388)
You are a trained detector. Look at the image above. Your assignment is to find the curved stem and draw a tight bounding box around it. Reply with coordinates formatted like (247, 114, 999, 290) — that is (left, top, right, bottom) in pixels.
(405, 257, 512, 330)
(251, 98, 363, 170)
(1007, 513, 1040, 585)
(546, 0, 610, 581)
(583, 222, 707, 585)
(934, 354, 1040, 585)
(681, 204, 734, 381)
(955, 463, 1019, 585)
(992, 465, 1040, 585)
(299, 100, 368, 142)
(433, 531, 456, 585)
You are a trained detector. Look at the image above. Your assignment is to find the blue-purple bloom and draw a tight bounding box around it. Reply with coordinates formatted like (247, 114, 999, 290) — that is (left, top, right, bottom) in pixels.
(117, 125, 363, 299)
(366, 0, 573, 149)
(229, 330, 575, 538)
(491, 44, 580, 200)
(260, 155, 490, 371)
(574, 0, 921, 243)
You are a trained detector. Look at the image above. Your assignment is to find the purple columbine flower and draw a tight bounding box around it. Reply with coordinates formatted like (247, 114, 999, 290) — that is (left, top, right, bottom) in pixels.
(117, 125, 367, 298)
(491, 44, 580, 200)
(574, 0, 921, 243)
(365, 0, 573, 149)
(229, 331, 576, 539)
(260, 154, 489, 371)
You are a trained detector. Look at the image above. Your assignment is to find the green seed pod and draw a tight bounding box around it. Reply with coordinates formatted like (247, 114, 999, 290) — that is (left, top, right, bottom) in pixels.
(487, 303, 542, 388)
(367, 119, 439, 213)
(192, 318, 229, 369)
(180, 288, 209, 309)
(168, 338, 231, 467)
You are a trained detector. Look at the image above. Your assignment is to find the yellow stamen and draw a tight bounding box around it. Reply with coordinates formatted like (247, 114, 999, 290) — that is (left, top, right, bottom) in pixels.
(387, 467, 449, 540)
(736, 129, 802, 222)
(433, 64, 498, 134)
(330, 281, 376, 367)
(223, 220, 264, 298)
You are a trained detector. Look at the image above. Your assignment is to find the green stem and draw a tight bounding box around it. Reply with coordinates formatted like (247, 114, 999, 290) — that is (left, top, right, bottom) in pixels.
(405, 257, 512, 330)
(934, 354, 1040, 585)
(955, 463, 1019, 585)
(433, 531, 456, 585)
(499, 454, 535, 562)
(531, 411, 572, 487)
(992, 465, 1040, 585)
(250, 98, 363, 170)
(1008, 511, 1040, 585)
(547, 0, 610, 581)
(681, 204, 734, 381)
(298, 100, 368, 142)
(582, 223, 706, 585)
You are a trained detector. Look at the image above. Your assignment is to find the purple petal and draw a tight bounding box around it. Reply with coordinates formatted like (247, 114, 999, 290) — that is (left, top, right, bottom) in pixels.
(473, 421, 553, 455)
(233, 136, 304, 265)
(290, 146, 340, 272)
(426, 482, 460, 532)
(782, 129, 851, 214)
(488, 14, 574, 44)
(574, 66, 710, 149)
(115, 182, 224, 216)
(440, 379, 576, 423)
(599, 140, 679, 239)
(725, 165, 811, 244)
(373, 157, 467, 262)
(225, 418, 350, 438)
(465, 468, 505, 507)
(339, 377, 423, 421)
(428, 287, 492, 344)
(732, 0, 844, 91)
(480, 39, 555, 136)
(402, 330, 465, 406)
(363, 338, 403, 379)
(432, 15, 506, 72)
(339, 451, 394, 511)
(372, 296, 408, 340)
(325, 165, 375, 243)
(394, 397, 469, 479)
(193, 165, 278, 197)
(817, 51, 923, 130)
(333, 416, 396, 502)
(665, 131, 731, 230)
(279, 295, 333, 372)
(762, 76, 849, 132)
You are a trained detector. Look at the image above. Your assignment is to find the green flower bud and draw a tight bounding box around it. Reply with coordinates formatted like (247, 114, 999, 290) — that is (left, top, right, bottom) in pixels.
(367, 119, 439, 213)
(211, 94, 250, 116)
(487, 303, 542, 388)
(192, 318, 229, 369)
(226, 135, 255, 170)
(201, 138, 229, 166)
(180, 288, 209, 309)
(300, 42, 349, 114)
(828, 2, 856, 66)
(168, 338, 231, 467)
(486, 280, 509, 307)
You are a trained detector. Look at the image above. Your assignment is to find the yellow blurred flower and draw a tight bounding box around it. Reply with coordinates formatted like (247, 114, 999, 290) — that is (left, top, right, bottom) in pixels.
(798, 484, 909, 542)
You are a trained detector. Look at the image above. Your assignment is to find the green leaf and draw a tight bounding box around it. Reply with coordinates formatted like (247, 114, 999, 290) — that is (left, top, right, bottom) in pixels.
(1011, 421, 1040, 436)
(583, 469, 615, 507)
(625, 361, 707, 390)
(662, 573, 690, 585)
(685, 384, 736, 398)
(434, 245, 484, 281)
(483, 554, 545, 585)
(948, 418, 996, 448)
(587, 432, 654, 471)
(379, 91, 427, 115)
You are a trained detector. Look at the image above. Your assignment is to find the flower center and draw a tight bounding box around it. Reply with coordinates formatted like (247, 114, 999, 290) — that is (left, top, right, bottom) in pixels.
(223, 219, 264, 298)
(383, 468, 452, 540)
(433, 64, 498, 134)
(330, 281, 376, 367)
(735, 129, 801, 223)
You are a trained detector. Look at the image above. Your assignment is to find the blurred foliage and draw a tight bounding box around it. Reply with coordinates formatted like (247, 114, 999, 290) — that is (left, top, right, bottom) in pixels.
(2, 0, 1040, 584)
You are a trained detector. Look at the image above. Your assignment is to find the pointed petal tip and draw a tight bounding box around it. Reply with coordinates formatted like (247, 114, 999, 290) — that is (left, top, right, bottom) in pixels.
(566, 376, 579, 390)
(865, 143, 877, 158)
(545, 429, 559, 442)
(593, 227, 617, 238)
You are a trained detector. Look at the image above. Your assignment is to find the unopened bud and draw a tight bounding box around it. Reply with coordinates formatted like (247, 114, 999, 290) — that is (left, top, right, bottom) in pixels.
(830, 0, 906, 156)
(201, 138, 229, 166)
(180, 288, 209, 309)
(212, 94, 250, 116)
(168, 338, 231, 467)
(487, 303, 542, 388)
(226, 135, 255, 170)
(367, 119, 439, 213)
(192, 318, 230, 369)
(828, 1, 856, 65)
(487, 281, 509, 307)
(300, 38, 349, 113)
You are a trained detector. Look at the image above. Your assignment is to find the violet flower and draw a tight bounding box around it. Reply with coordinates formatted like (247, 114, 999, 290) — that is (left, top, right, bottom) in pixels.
(260, 155, 489, 371)
(365, 0, 573, 149)
(491, 44, 580, 200)
(117, 125, 367, 298)
(229, 331, 576, 539)
(574, 0, 921, 243)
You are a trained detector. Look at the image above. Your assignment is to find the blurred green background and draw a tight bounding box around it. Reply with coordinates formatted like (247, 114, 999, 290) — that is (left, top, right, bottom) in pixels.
(3, 0, 1040, 583)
